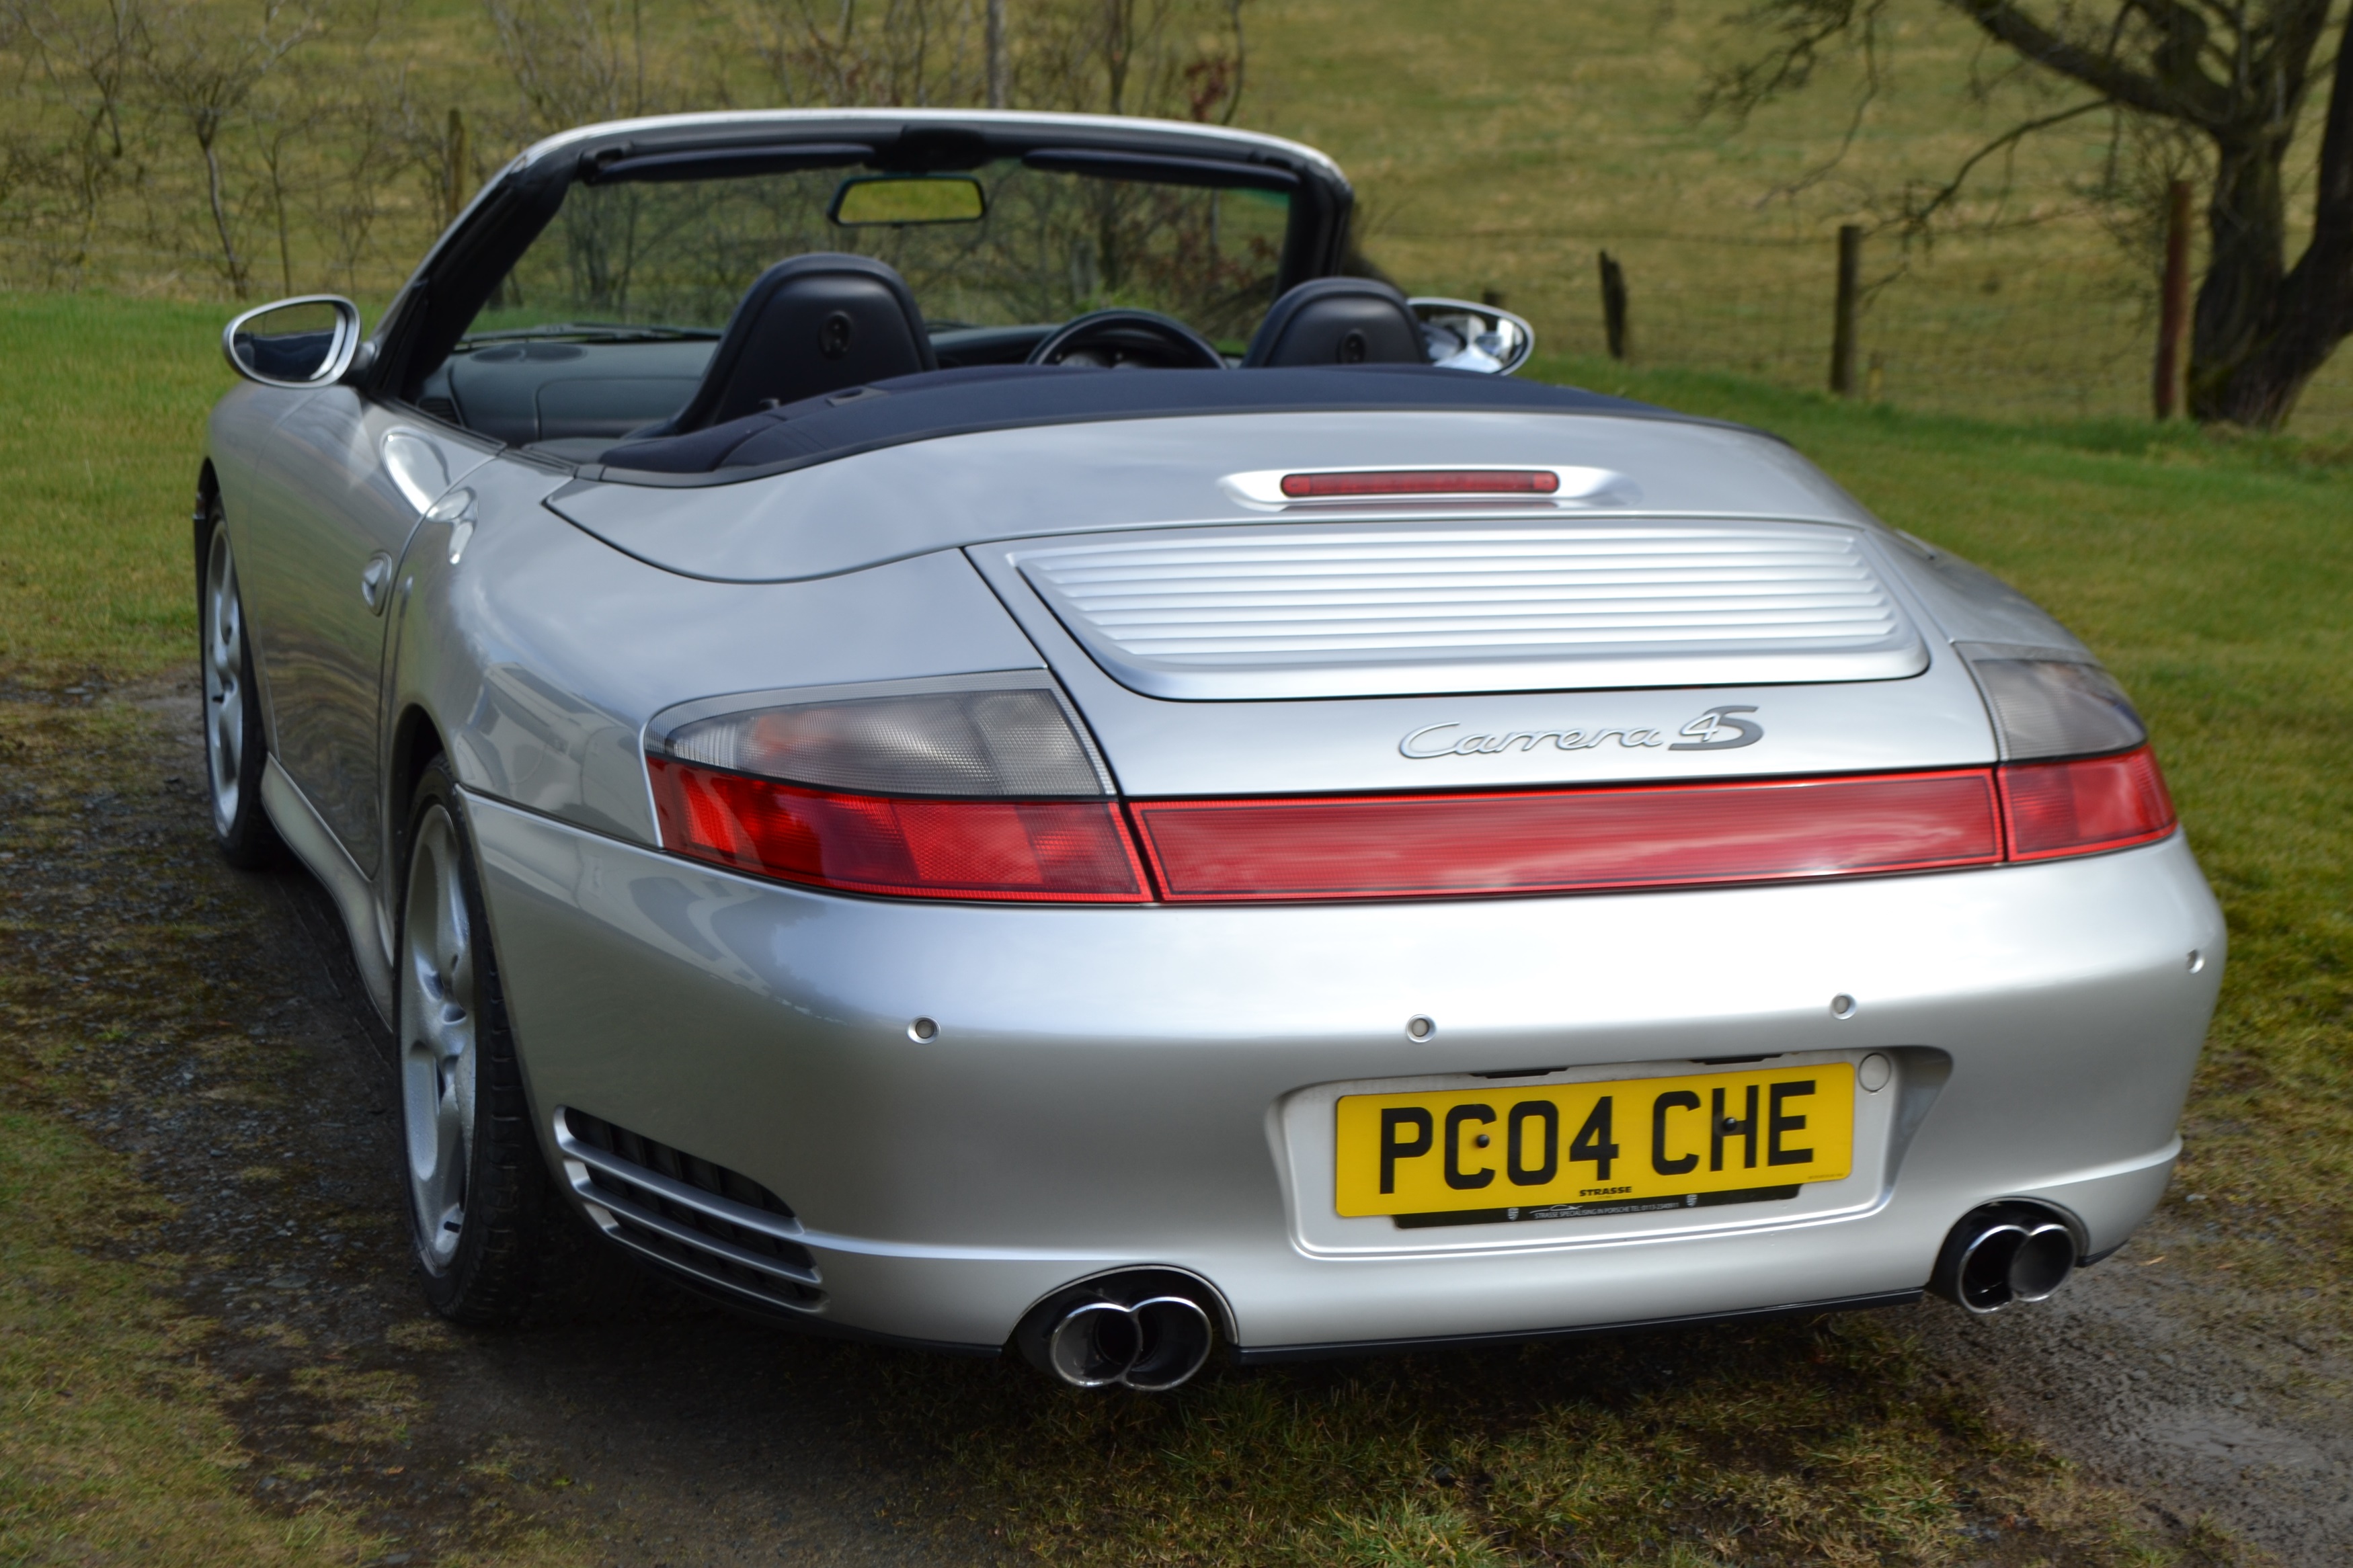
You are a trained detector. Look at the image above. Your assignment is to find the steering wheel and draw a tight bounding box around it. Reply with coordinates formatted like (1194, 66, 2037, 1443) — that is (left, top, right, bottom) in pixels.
(1026, 309, 1226, 370)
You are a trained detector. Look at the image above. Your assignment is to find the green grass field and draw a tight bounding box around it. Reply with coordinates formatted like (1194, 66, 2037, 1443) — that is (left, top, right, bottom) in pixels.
(4, 290, 2348, 1563)
(6, 0, 2349, 431)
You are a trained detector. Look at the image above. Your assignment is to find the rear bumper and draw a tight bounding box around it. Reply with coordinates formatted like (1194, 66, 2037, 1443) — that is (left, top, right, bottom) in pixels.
(469, 792, 2222, 1354)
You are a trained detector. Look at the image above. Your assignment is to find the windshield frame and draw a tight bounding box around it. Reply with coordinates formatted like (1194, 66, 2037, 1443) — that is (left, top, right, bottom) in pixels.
(372, 112, 1353, 408)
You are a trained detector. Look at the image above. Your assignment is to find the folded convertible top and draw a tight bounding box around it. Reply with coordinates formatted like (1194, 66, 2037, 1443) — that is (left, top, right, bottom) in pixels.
(585, 364, 1685, 486)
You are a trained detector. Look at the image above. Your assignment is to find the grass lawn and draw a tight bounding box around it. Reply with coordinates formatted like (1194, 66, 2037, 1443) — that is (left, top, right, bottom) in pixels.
(10, 0, 2352, 434)
(3, 292, 2346, 1563)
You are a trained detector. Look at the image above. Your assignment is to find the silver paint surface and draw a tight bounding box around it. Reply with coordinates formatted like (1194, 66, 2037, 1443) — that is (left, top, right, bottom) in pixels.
(1003, 520, 1927, 700)
(541, 411, 1870, 581)
(469, 796, 2219, 1349)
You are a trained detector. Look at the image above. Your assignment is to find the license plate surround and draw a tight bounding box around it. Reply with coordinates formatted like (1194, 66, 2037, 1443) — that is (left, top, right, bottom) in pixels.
(1330, 1061, 1858, 1227)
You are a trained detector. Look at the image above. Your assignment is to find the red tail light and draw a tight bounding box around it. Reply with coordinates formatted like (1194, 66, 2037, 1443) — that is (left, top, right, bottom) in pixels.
(1998, 746, 2175, 860)
(648, 758, 1150, 902)
(1279, 468, 1562, 499)
(651, 749, 2176, 904)
(1133, 770, 2004, 901)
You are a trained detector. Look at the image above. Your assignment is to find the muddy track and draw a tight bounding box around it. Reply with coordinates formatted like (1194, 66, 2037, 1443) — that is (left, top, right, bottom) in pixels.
(1908, 1222, 2352, 1565)
(4, 677, 1004, 1566)
(5, 676, 2348, 1565)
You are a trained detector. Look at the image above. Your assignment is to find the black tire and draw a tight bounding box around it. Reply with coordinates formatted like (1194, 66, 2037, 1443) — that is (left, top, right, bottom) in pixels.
(397, 756, 557, 1324)
(197, 501, 283, 868)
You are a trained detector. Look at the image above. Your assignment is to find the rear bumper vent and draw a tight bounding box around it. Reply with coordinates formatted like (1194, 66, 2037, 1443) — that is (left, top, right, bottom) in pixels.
(1005, 521, 1927, 700)
(553, 1108, 823, 1311)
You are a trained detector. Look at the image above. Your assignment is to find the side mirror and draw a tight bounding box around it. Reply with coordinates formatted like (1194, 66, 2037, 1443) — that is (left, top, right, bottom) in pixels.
(223, 295, 364, 388)
(1409, 298, 1535, 375)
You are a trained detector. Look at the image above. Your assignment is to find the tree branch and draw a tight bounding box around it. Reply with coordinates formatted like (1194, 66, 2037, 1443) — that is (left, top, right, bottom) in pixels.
(1942, 0, 2231, 125)
(1702, 0, 1888, 124)
(1895, 95, 2117, 229)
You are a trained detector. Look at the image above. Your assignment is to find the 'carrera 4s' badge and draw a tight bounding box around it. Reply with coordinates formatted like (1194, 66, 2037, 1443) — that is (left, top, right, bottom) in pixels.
(1400, 705, 1764, 759)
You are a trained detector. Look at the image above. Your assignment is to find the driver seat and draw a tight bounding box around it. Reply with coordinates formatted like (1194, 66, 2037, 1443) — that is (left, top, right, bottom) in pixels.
(1242, 278, 1430, 368)
(655, 253, 937, 436)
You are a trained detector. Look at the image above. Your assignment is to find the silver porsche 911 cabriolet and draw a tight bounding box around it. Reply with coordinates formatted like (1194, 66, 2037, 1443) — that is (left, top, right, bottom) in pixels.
(203, 108, 2221, 1390)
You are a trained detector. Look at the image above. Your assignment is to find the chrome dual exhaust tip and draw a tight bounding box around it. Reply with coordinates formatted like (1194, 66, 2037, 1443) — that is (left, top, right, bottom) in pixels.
(1014, 1269, 1221, 1391)
(1931, 1205, 2078, 1315)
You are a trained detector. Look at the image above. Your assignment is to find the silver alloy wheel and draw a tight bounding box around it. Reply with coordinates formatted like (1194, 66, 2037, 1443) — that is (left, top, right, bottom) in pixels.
(202, 526, 246, 837)
(401, 805, 479, 1272)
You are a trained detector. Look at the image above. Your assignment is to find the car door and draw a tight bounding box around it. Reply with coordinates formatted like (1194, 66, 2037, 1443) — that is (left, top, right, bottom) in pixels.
(236, 387, 494, 876)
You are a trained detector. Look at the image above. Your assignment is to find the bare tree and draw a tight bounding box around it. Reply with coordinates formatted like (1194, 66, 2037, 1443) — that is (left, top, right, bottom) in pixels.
(5, 0, 151, 281)
(725, 0, 988, 108)
(1712, 0, 2353, 429)
(136, 0, 329, 297)
(485, 0, 666, 133)
(715, 0, 1246, 120)
(1022, 0, 1246, 120)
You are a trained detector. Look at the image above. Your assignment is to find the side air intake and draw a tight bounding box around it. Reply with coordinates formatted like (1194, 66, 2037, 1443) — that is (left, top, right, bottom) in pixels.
(553, 1108, 823, 1310)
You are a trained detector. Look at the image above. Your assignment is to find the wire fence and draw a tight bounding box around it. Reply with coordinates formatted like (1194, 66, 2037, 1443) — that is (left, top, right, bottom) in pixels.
(13, 219, 2353, 440)
(1421, 224, 2353, 438)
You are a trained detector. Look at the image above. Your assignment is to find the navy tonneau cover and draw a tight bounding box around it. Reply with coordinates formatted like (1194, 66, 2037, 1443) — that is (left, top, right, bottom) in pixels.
(584, 364, 1679, 485)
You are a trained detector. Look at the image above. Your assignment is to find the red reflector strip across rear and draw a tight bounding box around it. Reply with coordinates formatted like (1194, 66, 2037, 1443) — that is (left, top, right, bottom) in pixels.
(1131, 770, 2005, 901)
(647, 748, 2176, 905)
(647, 758, 1150, 902)
(1279, 468, 1562, 498)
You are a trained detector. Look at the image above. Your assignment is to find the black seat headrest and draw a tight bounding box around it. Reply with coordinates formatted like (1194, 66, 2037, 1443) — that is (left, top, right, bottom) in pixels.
(661, 253, 937, 436)
(1242, 277, 1430, 369)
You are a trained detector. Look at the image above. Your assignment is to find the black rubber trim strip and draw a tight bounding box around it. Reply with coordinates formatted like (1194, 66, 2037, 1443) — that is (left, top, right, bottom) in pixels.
(1024, 146, 1300, 191)
(1231, 1289, 1923, 1364)
(585, 142, 875, 184)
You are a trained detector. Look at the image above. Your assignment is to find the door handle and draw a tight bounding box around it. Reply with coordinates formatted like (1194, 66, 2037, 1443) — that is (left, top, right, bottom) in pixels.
(360, 552, 395, 614)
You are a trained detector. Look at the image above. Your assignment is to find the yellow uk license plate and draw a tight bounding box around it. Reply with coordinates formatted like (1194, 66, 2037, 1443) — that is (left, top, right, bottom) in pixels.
(1334, 1063, 1854, 1225)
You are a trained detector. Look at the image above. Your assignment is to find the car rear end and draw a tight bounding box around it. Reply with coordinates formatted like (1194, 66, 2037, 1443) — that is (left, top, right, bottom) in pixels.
(471, 408, 2222, 1378)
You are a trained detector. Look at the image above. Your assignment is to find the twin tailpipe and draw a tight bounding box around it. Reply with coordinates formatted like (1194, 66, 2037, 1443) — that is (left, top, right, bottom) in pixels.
(1014, 1269, 1220, 1391)
(1931, 1204, 2079, 1315)
(1012, 1211, 2081, 1391)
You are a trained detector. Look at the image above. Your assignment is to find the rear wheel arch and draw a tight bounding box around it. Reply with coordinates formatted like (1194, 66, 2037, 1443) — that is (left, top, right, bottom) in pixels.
(396, 752, 559, 1323)
(389, 707, 448, 848)
(196, 482, 282, 868)
(192, 462, 221, 597)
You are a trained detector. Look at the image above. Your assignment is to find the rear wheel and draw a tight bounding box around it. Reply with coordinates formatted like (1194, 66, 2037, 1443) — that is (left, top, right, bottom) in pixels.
(199, 507, 281, 867)
(399, 757, 555, 1323)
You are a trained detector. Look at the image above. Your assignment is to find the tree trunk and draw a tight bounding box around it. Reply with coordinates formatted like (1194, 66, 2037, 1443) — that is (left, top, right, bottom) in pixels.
(200, 129, 251, 300)
(2184, 136, 2287, 421)
(2192, 8, 2353, 427)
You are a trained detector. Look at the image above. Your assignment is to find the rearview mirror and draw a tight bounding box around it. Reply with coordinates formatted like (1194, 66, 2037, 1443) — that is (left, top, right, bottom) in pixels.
(828, 175, 988, 226)
(222, 295, 364, 388)
(1409, 298, 1534, 374)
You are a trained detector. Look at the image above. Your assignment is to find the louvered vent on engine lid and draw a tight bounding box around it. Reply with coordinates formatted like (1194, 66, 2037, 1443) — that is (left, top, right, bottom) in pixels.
(1006, 521, 1927, 700)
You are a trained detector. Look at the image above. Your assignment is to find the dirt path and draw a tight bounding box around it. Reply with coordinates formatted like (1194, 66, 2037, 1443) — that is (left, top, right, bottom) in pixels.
(1908, 1223, 2353, 1565)
(9, 676, 2348, 1565)
(5, 677, 1004, 1566)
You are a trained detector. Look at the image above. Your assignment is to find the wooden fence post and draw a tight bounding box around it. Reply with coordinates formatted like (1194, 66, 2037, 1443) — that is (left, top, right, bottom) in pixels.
(446, 108, 471, 225)
(2155, 179, 2192, 419)
(1830, 224, 1861, 397)
(987, 0, 1009, 108)
(1599, 251, 1628, 361)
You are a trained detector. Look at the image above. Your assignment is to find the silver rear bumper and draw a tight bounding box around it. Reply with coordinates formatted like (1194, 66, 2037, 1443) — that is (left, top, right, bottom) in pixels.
(468, 792, 2221, 1353)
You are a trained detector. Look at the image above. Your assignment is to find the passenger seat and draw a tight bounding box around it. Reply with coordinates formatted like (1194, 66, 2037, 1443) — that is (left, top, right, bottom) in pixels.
(1241, 278, 1431, 368)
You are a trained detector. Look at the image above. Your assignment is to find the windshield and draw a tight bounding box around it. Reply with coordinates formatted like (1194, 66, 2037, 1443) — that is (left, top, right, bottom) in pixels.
(465, 159, 1295, 349)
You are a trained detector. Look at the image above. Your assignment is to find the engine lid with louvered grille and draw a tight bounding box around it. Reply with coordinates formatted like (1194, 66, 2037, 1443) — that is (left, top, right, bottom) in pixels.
(998, 520, 1927, 700)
